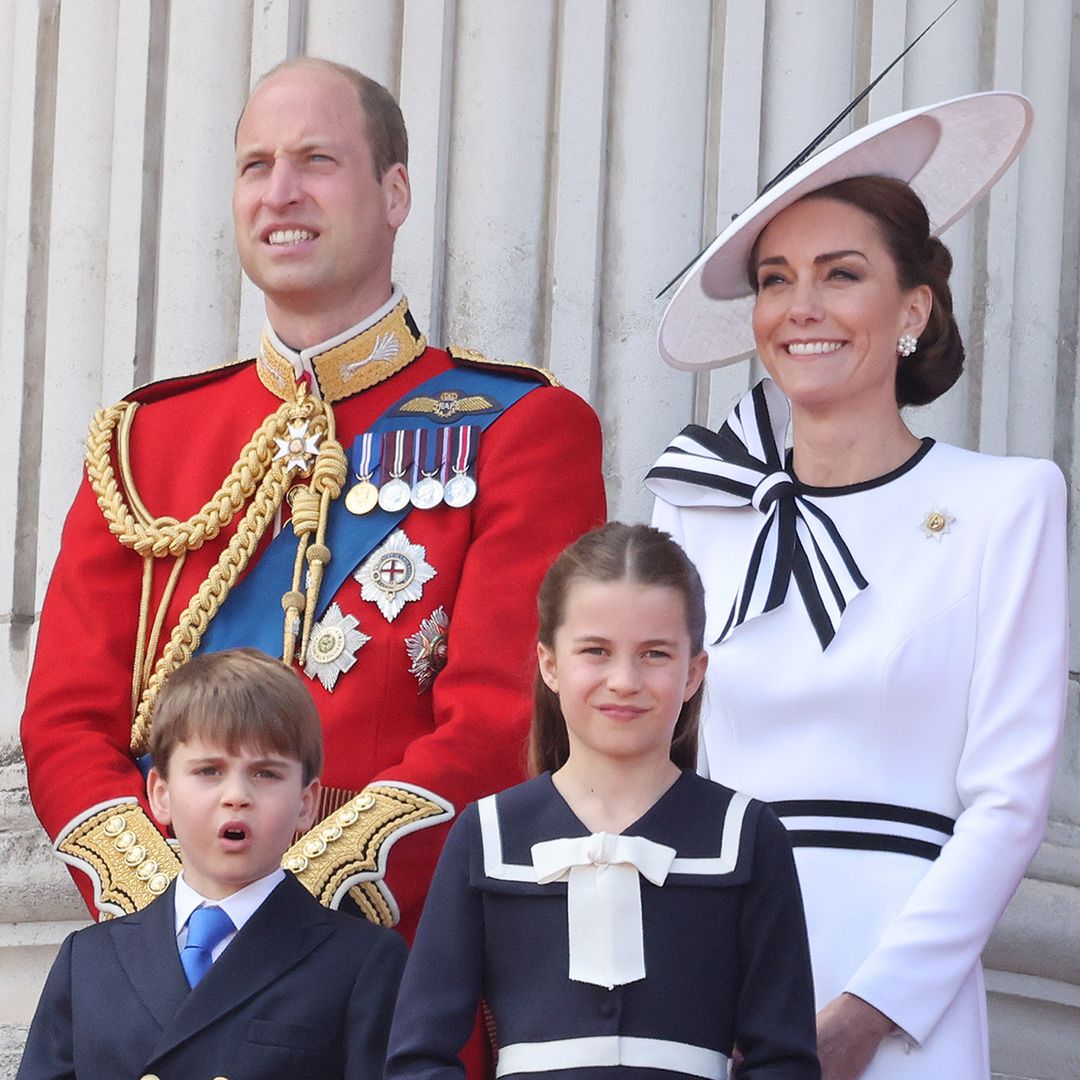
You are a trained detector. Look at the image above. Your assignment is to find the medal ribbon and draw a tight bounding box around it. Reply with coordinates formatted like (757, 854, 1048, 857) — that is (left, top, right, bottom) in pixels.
(416, 428, 439, 477)
(197, 366, 545, 658)
(352, 432, 379, 481)
(645, 378, 867, 650)
(381, 429, 413, 484)
(439, 427, 453, 482)
(452, 425, 479, 476)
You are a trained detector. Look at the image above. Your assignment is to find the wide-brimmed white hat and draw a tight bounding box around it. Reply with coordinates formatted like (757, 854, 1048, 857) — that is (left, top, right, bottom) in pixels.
(658, 91, 1033, 371)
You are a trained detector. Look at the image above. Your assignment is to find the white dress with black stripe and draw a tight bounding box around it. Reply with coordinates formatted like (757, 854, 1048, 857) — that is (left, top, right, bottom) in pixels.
(653, 439, 1067, 1079)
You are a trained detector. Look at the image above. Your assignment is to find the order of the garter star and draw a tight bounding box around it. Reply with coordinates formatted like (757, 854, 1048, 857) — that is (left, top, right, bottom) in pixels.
(355, 529, 437, 622)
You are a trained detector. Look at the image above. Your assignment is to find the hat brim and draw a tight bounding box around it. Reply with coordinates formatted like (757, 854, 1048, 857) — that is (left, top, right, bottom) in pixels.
(658, 91, 1033, 371)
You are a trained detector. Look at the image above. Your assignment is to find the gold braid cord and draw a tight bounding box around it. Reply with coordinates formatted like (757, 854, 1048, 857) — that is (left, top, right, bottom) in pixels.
(55, 802, 182, 916)
(282, 785, 453, 926)
(87, 397, 307, 556)
(85, 387, 345, 756)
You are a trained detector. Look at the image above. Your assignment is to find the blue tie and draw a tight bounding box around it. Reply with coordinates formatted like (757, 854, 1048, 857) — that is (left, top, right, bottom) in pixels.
(181, 906, 235, 988)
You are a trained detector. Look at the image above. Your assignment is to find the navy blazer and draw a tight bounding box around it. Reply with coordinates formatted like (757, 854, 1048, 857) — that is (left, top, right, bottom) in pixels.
(17, 873, 406, 1080)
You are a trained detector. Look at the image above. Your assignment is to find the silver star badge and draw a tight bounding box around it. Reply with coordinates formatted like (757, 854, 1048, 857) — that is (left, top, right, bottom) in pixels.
(304, 603, 371, 691)
(918, 507, 955, 541)
(355, 529, 437, 622)
(405, 606, 450, 692)
(274, 420, 321, 473)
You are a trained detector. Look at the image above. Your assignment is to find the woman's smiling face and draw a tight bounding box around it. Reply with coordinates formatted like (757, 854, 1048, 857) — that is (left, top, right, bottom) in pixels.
(750, 195, 931, 419)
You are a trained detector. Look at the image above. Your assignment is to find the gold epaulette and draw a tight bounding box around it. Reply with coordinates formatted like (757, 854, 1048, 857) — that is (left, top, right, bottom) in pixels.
(448, 346, 561, 387)
(55, 801, 181, 917)
(282, 783, 453, 926)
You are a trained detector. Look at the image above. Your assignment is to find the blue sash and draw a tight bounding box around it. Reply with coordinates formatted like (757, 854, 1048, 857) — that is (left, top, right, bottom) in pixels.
(197, 366, 542, 657)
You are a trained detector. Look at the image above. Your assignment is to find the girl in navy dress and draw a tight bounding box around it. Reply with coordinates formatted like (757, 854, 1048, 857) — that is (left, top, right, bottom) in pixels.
(386, 522, 820, 1080)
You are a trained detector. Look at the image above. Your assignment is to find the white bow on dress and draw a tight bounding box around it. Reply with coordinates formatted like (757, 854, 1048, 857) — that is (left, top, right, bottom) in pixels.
(531, 832, 677, 990)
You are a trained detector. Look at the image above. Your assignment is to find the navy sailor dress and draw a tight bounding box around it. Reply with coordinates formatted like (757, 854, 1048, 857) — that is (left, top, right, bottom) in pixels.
(386, 770, 820, 1079)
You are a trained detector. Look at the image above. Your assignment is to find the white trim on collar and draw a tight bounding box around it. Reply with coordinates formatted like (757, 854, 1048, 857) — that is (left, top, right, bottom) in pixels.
(476, 789, 751, 882)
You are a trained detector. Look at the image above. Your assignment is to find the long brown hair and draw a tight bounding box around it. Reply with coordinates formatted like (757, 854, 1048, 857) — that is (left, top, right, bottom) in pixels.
(528, 522, 706, 776)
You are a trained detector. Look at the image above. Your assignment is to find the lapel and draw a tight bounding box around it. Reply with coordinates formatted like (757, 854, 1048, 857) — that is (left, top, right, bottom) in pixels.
(108, 881, 191, 1031)
(147, 875, 335, 1062)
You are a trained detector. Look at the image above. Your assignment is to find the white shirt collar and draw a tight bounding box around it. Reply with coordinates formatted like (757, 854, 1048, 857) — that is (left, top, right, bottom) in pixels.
(173, 868, 286, 948)
(262, 284, 404, 397)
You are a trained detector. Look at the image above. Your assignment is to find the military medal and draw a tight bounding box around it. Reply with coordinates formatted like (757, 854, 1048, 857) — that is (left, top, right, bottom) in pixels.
(444, 425, 479, 508)
(346, 480, 379, 515)
(405, 606, 450, 692)
(273, 420, 321, 473)
(378, 430, 413, 512)
(411, 429, 445, 509)
(304, 603, 371, 692)
(354, 528, 437, 621)
(345, 433, 380, 515)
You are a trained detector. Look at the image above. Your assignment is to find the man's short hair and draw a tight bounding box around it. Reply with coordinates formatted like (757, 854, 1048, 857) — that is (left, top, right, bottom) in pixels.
(148, 648, 323, 784)
(247, 56, 408, 179)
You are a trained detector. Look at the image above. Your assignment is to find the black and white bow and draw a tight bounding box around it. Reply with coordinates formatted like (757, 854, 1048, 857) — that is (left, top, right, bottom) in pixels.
(645, 379, 867, 650)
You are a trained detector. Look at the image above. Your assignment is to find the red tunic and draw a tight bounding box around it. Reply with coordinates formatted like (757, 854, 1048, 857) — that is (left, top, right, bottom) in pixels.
(21, 329, 606, 943)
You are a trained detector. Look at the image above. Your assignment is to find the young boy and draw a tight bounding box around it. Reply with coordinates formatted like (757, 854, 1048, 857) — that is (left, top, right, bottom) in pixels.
(18, 648, 407, 1080)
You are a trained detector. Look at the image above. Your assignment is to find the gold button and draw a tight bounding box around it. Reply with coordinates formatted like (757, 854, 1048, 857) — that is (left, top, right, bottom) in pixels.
(355, 793, 376, 811)
(136, 860, 159, 881)
(337, 808, 359, 826)
(302, 837, 327, 858)
(321, 824, 343, 842)
(104, 815, 127, 836)
(124, 845, 147, 866)
(926, 511, 946, 532)
(284, 854, 309, 873)
(139, 1074, 161, 1079)
(114, 831, 137, 851)
(147, 873, 170, 895)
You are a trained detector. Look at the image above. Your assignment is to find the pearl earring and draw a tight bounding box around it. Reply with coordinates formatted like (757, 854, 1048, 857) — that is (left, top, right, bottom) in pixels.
(897, 334, 918, 358)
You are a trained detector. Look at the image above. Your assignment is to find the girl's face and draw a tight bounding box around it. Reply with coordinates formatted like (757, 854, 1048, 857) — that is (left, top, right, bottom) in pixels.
(750, 195, 931, 419)
(537, 578, 707, 770)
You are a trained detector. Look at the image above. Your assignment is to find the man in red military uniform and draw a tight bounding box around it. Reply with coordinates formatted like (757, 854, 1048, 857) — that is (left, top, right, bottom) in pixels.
(20, 58, 605, 944)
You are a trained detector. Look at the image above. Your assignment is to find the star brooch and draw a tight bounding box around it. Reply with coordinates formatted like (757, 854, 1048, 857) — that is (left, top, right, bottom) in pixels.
(918, 507, 955, 542)
(304, 603, 371, 692)
(405, 607, 449, 693)
(355, 529, 437, 622)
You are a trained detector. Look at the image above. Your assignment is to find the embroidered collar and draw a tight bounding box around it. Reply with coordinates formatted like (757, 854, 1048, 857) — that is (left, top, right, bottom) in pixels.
(257, 288, 427, 404)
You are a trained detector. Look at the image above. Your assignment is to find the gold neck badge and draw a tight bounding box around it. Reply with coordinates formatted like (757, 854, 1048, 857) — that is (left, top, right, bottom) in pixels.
(258, 296, 427, 404)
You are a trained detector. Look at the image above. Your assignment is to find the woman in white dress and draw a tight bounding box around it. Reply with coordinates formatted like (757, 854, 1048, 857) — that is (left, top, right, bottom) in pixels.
(647, 93, 1068, 1080)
